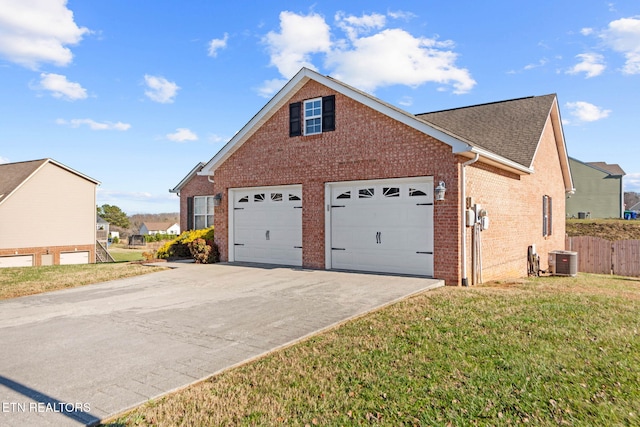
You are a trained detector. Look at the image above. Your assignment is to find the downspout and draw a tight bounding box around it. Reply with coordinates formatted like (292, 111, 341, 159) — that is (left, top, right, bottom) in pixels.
(460, 153, 480, 287)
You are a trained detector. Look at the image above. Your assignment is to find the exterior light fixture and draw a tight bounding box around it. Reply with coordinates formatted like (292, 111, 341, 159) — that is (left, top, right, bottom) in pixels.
(435, 181, 446, 201)
(213, 192, 223, 207)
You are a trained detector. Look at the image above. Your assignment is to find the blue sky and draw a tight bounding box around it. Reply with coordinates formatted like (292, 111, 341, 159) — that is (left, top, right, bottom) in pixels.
(1, 0, 639, 214)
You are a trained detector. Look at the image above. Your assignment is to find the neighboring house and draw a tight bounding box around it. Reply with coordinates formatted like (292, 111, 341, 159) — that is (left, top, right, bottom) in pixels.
(0, 158, 100, 268)
(139, 222, 180, 236)
(566, 157, 625, 219)
(169, 162, 216, 232)
(628, 201, 640, 213)
(97, 215, 110, 244)
(180, 68, 573, 286)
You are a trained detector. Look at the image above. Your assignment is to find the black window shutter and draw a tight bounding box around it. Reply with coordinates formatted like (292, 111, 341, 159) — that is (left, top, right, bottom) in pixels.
(322, 95, 335, 132)
(187, 197, 194, 230)
(289, 102, 302, 136)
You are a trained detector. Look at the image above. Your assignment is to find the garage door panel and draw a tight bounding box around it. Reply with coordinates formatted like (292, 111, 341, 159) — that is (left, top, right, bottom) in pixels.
(0, 255, 34, 268)
(232, 185, 302, 266)
(328, 178, 434, 276)
(60, 251, 89, 265)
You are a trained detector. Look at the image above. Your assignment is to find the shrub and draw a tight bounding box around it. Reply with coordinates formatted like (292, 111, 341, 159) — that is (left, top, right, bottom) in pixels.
(188, 238, 211, 263)
(156, 227, 215, 260)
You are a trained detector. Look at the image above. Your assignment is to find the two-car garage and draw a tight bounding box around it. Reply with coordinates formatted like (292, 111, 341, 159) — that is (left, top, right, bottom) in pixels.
(228, 177, 434, 277)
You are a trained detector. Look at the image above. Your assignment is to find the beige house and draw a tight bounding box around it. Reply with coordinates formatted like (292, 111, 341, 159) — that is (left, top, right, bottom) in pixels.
(0, 159, 100, 267)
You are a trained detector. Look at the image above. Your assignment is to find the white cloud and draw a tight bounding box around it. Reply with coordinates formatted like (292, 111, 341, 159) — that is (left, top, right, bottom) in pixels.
(580, 27, 594, 36)
(0, 156, 9, 164)
(56, 118, 130, 131)
(144, 75, 180, 103)
(261, 11, 475, 95)
(208, 133, 227, 143)
(0, 0, 89, 69)
(166, 128, 198, 142)
(624, 172, 640, 193)
(36, 72, 87, 100)
(335, 11, 386, 40)
(601, 17, 640, 74)
(328, 28, 475, 94)
(566, 53, 606, 78)
(565, 101, 611, 123)
(208, 33, 228, 57)
(256, 77, 288, 98)
(398, 96, 413, 107)
(262, 11, 332, 78)
(524, 58, 548, 70)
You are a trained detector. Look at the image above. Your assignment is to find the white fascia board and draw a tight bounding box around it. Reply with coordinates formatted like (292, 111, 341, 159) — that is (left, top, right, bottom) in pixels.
(465, 146, 534, 175)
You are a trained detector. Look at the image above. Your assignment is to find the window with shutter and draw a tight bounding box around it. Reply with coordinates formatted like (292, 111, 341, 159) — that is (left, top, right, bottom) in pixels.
(289, 95, 336, 137)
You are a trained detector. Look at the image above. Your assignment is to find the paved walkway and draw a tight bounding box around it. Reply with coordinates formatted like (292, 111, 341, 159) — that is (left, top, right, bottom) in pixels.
(0, 263, 443, 426)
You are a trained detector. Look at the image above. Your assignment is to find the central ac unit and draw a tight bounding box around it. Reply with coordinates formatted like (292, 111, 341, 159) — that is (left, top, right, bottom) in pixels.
(548, 250, 578, 277)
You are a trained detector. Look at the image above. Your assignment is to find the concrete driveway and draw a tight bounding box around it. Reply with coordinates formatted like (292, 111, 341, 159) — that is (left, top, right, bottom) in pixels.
(0, 263, 443, 426)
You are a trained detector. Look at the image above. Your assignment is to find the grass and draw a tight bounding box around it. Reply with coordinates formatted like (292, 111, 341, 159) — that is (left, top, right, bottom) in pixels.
(0, 263, 167, 300)
(108, 246, 146, 262)
(107, 274, 640, 426)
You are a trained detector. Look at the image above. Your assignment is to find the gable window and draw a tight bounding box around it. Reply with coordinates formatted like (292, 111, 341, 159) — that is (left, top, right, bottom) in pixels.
(543, 195, 552, 237)
(304, 98, 322, 135)
(189, 195, 214, 230)
(289, 95, 335, 137)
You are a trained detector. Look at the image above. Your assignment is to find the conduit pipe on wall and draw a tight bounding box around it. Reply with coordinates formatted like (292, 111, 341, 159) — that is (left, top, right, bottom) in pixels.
(460, 153, 479, 287)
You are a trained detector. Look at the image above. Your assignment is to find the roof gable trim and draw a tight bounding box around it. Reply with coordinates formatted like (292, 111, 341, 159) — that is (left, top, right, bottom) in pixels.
(199, 68, 473, 175)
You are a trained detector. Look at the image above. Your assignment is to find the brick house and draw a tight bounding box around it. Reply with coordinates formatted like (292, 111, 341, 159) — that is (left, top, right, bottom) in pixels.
(170, 162, 216, 231)
(0, 158, 100, 267)
(180, 68, 573, 285)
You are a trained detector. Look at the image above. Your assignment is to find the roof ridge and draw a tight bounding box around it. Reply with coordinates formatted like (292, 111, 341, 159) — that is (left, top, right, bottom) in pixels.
(416, 94, 555, 116)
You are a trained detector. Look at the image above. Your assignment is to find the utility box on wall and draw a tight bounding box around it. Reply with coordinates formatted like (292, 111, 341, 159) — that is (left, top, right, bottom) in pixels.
(549, 250, 578, 276)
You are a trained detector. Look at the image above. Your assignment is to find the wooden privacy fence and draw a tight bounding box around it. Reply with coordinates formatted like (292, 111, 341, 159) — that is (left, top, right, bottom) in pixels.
(566, 236, 640, 277)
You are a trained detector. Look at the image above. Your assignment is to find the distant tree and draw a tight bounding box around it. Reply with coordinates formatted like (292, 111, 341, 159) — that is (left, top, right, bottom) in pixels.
(97, 204, 130, 228)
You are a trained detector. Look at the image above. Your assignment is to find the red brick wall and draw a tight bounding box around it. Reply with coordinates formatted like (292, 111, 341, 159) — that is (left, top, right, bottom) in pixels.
(0, 244, 96, 266)
(211, 80, 567, 286)
(213, 80, 462, 285)
(465, 116, 567, 282)
(178, 174, 215, 232)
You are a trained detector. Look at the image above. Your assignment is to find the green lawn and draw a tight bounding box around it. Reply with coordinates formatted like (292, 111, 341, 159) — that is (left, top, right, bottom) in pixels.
(108, 273, 640, 426)
(0, 263, 166, 300)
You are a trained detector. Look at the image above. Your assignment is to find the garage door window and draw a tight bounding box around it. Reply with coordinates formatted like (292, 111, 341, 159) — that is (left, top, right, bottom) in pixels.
(271, 192, 283, 202)
(409, 188, 427, 197)
(359, 188, 374, 198)
(254, 193, 265, 202)
(289, 193, 301, 201)
(383, 187, 400, 198)
(337, 191, 351, 199)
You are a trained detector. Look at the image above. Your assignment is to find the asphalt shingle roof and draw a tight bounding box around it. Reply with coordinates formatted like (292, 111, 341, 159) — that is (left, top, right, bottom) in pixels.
(416, 94, 557, 168)
(586, 161, 625, 176)
(0, 159, 47, 203)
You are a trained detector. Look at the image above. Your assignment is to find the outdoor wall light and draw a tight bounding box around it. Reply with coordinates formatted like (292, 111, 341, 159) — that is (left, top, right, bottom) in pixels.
(213, 192, 223, 207)
(435, 181, 446, 201)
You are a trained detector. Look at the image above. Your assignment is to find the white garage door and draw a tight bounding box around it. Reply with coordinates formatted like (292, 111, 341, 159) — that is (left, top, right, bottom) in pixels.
(60, 251, 89, 265)
(0, 255, 34, 268)
(231, 185, 302, 266)
(327, 177, 434, 276)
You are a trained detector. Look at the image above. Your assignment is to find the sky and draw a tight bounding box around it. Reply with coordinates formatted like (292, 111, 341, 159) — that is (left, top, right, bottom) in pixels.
(1, 0, 639, 214)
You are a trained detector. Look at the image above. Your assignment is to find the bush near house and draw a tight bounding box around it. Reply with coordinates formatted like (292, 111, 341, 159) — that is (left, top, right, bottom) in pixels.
(156, 227, 216, 261)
